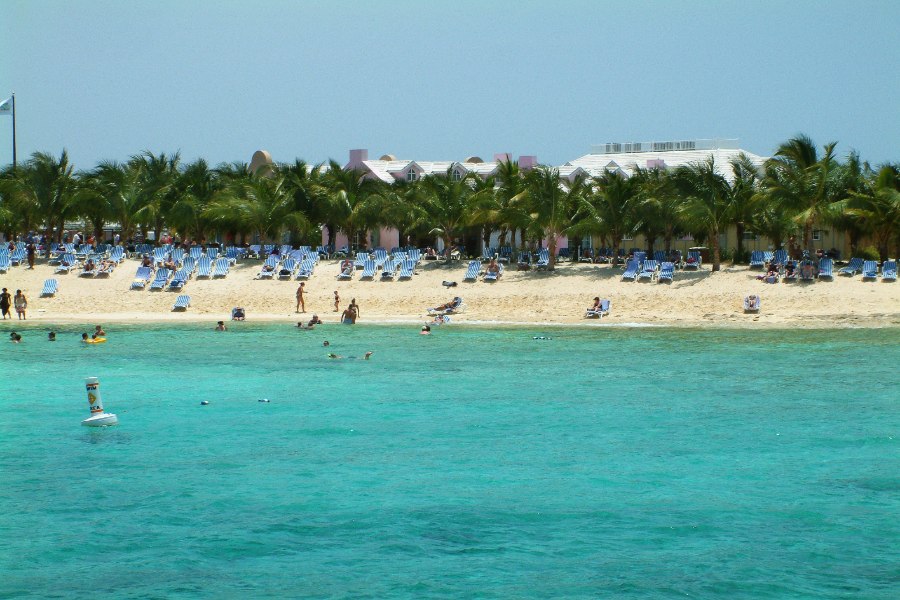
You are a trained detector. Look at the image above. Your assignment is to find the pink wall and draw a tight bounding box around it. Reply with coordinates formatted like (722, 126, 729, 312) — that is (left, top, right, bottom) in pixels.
(543, 235, 568, 250)
(323, 230, 349, 251)
(519, 155, 538, 170)
(379, 227, 400, 250)
(347, 149, 368, 169)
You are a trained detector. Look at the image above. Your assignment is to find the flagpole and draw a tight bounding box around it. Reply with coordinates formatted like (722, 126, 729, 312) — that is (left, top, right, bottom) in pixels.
(11, 93, 16, 171)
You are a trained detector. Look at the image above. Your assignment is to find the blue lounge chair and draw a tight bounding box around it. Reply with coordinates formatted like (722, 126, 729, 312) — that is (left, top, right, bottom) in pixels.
(189, 246, 203, 260)
(585, 299, 611, 319)
(658, 262, 675, 282)
(296, 258, 315, 279)
(197, 256, 213, 278)
(463, 260, 481, 281)
(278, 258, 297, 279)
(861, 260, 878, 280)
(109, 247, 125, 263)
(773, 249, 788, 265)
(622, 259, 639, 280)
(360, 259, 376, 279)
(653, 250, 665, 263)
(408, 248, 421, 264)
(428, 296, 464, 315)
(41, 279, 58, 297)
(337, 261, 354, 280)
(212, 258, 229, 277)
(206, 247, 219, 260)
(152, 247, 168, 265)
(181, 256, 196, 274)
(743, 295, 761, 312)
(55, 253, 77, 274)
(483, 262, 503, 282)
(684, 251, 702, 270)
(818, 258, 833, 279)
(381, 258, 398, 280)
(881, 260, 897, 281)
(838, 257, 864, 276)
(131, 266, 153, 289)
(398, 259, 415, 280)
(354, 252, 370, 269)
(150, 268, 171, 290)
(257, 256, 278, 279)
(168, 269, 190, 290)
(749, 251, 766, 269)
(536, 249, 550, 269)
(173, 295, 191, 311)
(0, 254, 9, 273)
(639, 260, 658, 281)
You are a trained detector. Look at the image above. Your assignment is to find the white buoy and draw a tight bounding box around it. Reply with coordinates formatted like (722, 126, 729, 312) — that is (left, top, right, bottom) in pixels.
(81, 377, 118, 427)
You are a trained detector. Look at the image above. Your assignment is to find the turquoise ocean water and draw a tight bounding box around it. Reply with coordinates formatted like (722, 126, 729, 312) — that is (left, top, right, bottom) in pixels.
(0, 324, 898, 599)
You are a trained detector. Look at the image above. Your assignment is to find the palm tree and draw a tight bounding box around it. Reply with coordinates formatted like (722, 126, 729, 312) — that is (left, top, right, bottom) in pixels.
(5, 151, 78, 249)
(574, 170, 640, 264)
(131, 151, 180, 242)
(167, 158, 220, 243)
(727, 153, 762, 263)
(674, 157, 731, 271)
(204, 172, 309, 243)
(417, 168, 478, 260)
(323, 161, 384, 251)
(842, 165, 900, 261)
(762, 135, 837, 253)
(632, 166, 678, 257)
(492, 159, 529, 249)
(519, 167, 584, 270)
(90, 161, 158, 243)
(276, 160, 329, 245)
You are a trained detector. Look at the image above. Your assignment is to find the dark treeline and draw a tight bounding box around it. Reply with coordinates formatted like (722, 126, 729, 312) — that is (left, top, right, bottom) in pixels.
(1, 134, 897, 271)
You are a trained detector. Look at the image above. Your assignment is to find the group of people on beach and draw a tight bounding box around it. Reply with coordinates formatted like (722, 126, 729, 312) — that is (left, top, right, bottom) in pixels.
(0, 288, 27, 320)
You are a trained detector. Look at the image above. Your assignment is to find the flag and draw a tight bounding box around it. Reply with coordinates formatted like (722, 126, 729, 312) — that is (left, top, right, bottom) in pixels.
(0, 97, 11, 116)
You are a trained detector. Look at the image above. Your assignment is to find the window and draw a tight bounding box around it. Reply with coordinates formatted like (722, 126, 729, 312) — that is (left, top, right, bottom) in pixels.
(406, 169, 417, 182)
(813, 230, 824, 241)
(743, 231, 758, 241)
(452, 169, 462, 181)
(621, 235, 634, 241)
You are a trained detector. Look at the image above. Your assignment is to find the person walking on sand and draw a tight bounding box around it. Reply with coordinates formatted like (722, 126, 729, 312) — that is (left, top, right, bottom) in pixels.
(333, 290, 340, 312)
(14, 289, 27, 320)
(0, 288, 11, 320)
(296, 282, 306, 313)
(27, 243, 36, 269)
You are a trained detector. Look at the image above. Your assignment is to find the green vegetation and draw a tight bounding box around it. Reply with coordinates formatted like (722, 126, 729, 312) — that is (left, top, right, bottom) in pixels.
(1, 136, 898, 267)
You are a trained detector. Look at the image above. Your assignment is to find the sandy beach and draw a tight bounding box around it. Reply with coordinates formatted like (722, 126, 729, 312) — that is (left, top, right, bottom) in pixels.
(1, 256, 898, 328)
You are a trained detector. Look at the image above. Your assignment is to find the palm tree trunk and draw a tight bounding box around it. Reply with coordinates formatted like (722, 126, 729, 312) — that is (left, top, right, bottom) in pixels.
(735, 221, 745, 264)
(548, 235, 557, 271)
(711, 226, 721, 272)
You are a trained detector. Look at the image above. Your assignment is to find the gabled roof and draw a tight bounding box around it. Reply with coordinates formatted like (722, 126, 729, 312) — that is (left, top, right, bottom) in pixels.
(566, 148, 768, 183)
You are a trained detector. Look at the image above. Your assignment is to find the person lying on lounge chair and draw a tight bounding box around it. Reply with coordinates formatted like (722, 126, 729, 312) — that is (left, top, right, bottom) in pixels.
(83, 259, 96, 272)
(432, 297, 461, 312)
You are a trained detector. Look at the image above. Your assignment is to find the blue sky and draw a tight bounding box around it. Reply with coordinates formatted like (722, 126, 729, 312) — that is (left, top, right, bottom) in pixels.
(2, 0, 898, 171)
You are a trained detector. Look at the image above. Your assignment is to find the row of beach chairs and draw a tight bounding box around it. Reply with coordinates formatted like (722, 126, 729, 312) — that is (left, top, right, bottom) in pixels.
(341, 257, 418, 281)
(132, 256, 230, 290)
(622, 259, 676, 282)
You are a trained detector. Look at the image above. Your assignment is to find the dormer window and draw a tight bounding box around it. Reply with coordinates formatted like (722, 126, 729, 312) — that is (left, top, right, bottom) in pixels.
(452, 169, 463, 181)
(406, 169, 417, 182)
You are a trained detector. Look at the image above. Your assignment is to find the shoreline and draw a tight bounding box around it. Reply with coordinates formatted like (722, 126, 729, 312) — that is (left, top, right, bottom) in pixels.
(1, 258, 897, 330)
(5, 313, 899, 330)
